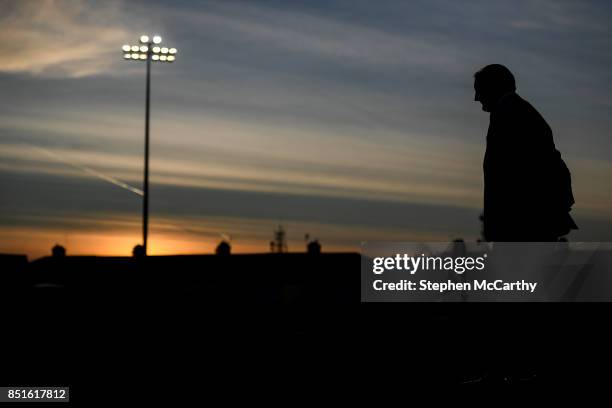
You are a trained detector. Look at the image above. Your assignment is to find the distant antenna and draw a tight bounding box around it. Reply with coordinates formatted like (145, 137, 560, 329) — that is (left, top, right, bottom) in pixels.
(271, 225, 288, 253)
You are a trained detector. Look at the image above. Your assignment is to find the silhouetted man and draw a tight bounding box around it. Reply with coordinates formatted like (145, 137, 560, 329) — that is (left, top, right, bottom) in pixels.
(474, 64, 577, 241)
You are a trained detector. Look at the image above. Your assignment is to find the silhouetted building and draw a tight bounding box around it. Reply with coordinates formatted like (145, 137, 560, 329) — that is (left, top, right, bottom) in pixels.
(132, 244, 145, 258)
(307, 240, 321, 255)
(216, 241, 231, 256)
(52, 244, 66, 257)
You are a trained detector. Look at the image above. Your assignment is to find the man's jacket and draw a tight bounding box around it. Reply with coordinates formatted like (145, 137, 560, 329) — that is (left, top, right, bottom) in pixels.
(483, 92, 577, 241)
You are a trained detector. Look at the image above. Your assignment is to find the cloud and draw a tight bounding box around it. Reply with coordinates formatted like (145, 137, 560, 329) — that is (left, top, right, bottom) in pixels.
(508, 0, 611, 32)
(0, 167, 483, 259)
(172, 2, 471, 72)
(0, 0, 148, 77)
(0, 136, 483, 211)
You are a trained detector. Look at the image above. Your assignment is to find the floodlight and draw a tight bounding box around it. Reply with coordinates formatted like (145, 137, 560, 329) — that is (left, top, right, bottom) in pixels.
(120, 34, 178, 256)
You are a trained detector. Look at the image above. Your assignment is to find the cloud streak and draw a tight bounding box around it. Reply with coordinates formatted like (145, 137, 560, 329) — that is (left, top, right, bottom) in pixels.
(173, 2, 470, 71)
(0, 0, 147, 77)
(27, 144, 144, 196)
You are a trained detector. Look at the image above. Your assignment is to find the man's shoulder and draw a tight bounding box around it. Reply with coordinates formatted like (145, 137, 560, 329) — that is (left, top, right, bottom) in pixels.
(494, 92, 546, 124)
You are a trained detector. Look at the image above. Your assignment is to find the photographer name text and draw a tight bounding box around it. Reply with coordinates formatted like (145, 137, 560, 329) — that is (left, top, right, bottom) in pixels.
(373, 279, 537, 293)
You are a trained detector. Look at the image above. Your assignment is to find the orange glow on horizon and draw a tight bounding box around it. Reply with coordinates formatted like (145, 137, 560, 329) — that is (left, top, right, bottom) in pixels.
(0, 226, 359, 261)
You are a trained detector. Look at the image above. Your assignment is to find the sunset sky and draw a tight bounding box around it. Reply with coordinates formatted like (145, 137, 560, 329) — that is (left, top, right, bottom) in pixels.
(1, 0, 611, 259)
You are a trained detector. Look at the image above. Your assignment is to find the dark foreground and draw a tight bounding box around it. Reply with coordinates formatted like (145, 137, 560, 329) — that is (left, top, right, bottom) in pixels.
(1, 253, 610, 400)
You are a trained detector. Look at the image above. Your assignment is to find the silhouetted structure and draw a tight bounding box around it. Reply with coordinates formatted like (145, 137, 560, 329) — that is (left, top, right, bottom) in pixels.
(52, 244, 66, 257)
(6, 247, 612, 386)
(121, 35, 179, 257)
(270, 225, 288, 253)
(474, 64, 578, 241)
(478, 213, 485, 242)
(450, 238, 466, 257)
(216, 241, 231, 256)
(307, 240, 321, 255)
(132, 244, 145, 258)
(0, 254, 28, 293)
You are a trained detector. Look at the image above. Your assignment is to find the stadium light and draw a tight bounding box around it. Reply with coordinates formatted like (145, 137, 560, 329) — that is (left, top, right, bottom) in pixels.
(121, 34, 178, 256)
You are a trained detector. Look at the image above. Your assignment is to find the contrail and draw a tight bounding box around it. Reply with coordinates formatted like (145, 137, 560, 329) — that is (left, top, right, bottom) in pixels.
(24, 143, 239, 242)
(154, 222, 233, 241)
(28, 144, 234, 243)
(27, 144, 144, 196)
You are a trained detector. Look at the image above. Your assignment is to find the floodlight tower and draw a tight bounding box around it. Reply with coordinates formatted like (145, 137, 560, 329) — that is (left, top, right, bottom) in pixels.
(121, 35, 177, 256)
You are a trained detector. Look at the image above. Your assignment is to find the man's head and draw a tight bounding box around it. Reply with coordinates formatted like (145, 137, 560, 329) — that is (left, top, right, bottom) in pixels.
(474, 64, 516, 112)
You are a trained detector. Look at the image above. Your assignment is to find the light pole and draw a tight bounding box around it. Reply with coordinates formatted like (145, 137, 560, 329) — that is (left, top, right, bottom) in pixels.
(122, 35, 177, 256)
